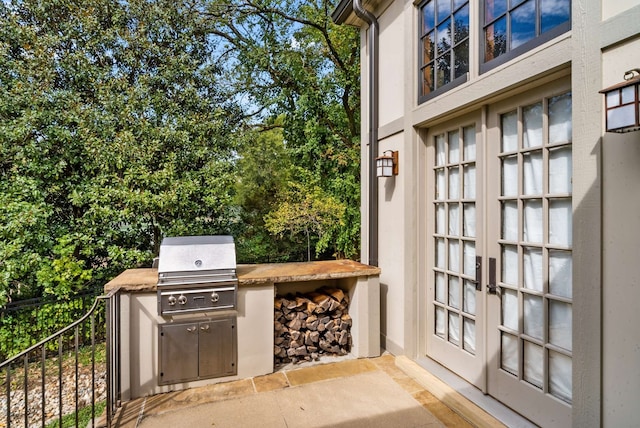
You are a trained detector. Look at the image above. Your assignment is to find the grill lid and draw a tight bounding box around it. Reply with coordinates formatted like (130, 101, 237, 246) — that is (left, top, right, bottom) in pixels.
(157, 235, 236, 274)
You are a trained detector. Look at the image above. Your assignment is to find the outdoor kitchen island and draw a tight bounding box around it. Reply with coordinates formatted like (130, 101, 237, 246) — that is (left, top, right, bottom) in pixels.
(105, 260, 381, 401)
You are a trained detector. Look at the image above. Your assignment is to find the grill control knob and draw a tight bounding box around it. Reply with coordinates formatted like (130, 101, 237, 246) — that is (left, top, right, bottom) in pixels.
(177, 295, 187, 305)
(167, 295, 177, 306)
(211, 292, 220, 303)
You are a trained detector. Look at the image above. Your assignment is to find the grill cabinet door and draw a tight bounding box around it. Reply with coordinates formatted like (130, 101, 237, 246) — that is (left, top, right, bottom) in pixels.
(199, 317, 237, 378)
(159, 323, 199, 384)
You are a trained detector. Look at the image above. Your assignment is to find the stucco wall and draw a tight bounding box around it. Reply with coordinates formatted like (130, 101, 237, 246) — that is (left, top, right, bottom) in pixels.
(601, 36, 640, 427)
(377, 0, 405, 127)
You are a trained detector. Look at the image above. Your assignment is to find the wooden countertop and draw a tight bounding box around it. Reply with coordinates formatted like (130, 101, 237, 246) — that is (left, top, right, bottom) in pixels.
(104, 260, 380, 293)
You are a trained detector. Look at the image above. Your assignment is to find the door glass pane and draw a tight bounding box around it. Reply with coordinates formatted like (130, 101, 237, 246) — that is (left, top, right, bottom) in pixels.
(448, 312, 460, 345)
(436, 169, 445, 200)
(463, 125, 476, 161)
(449, 276, 460, 309)
(463, 164, 476, 199)
(436, 203, 445, 234)
(523, 150, 543, 195)
(502, 245, 518, 285)
(436, 134, 446, 165)
(463, 280, 476, 315)
(549, 351, 572, 403)
(549, 300, 572, 351)
(435, 272, 446, 303)
(523, 101, 543, 148)
(502, 288, 518, 331)
(501, 110, 518, 152)
(523, 247, 543, 292)
(436, 238, 445, 268)
(523, 199, 543, 243)
(435, 306, 446, 337)
(502, 201, 518, 241)
(549, 146, 572, 194)
(549, 250, 572, 298)
(501, 332, 518, 375)
(463, 203, 476, 237)
(449, 130, 460, 163)
(502, 155, 518, 196)
(463, 241, 476, 277)
(549, 199, 572, 246)
(523, 294, 543, 339)
(463, 317, 476, 353)
(449, 204, 459, 235)
(449, 240, 460, 271)
(449, 167, 460, 199)
(524, 341, 543, 388)
(548, 92, 572, 144)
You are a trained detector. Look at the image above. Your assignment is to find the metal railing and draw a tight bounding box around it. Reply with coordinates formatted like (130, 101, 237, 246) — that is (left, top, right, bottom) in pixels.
(1, 287, 121, 428)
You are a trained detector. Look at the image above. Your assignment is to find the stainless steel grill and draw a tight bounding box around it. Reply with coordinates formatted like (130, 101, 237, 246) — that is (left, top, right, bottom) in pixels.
(157, 235, 238, 316)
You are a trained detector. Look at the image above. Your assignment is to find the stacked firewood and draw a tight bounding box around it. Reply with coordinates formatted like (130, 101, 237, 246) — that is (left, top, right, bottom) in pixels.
(274, 286, 352, 365)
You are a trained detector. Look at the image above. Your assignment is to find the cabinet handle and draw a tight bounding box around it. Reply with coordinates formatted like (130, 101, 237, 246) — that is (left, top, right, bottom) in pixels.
(201, 324, 210, 331)
(186, 326, 196, 332)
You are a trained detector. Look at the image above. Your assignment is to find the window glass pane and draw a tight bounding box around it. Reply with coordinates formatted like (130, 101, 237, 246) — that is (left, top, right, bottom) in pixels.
(435, 306, 446, 337)
(523, 294, 543, 339)
(549, 146, 572, 194)
(523, 341, 543, 388)
(449, 166, 459, 199)
(501, 332, 518, 375)
(436, 18, 452, 56)
(436, 52, 452, 87)
(423, 0, 435, 33)
(448, 312, 460, 345)
(606, 90, 620, 108)
(454, 40, 469, 79)
(449, 204, 459, 235)
(463, 203, 476, 238)
(437, 0, 452, 24)
(463, 280, 476, 315)
(502, 288, 518, 330)
(453, 4, 469, 44)
(549, 250, 572, 298)
(502, 200, 518, 241)
(608, 105, 637, 130)
(449, 130, 460, 163)
(436, 238, 445, 268)
(523, 102, 543, 148)
(502, 155, 518, 196)
(423, 33, 435, 65)
(502, 245, 518, 285)
(485, 0, 507, 23)
(436, 168, 445, 199)
(501, 110, 518, 152)
(523, 150, 543, 195)
(436, 134, 446, 165)
(423, 64, 434, 96)
(485, 17, 507, 61)
(463, 317, 476, 353)
(541, 0, 570, 33)
(463, 164, 476, 199)
(550, 300, 572, 351)
(549, 92, 572, 144)
(523, 247, 543, 292)
(622, 85, 635, 104)
(549, 351, 572, 404)
(549, 199, 572, 246)
(511, 0, 536, 50)
(449, 240, 460, 272)
(463, 125, 476, 161)
(454, 0, 466, 9)
(449, 276, 460, 308)
(523, 200, 543, 243)
(435, 272, 446, 302)
(436, 203, 445, 234)
(463, 241, 475, 277)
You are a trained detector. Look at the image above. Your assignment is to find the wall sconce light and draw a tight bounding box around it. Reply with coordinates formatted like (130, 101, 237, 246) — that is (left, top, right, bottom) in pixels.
(600, 69, 640, 133)
(375, 150, 398, 177)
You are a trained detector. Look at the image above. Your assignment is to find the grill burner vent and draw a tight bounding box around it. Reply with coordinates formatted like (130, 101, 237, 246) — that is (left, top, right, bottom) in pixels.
(157, 235, 238, 316)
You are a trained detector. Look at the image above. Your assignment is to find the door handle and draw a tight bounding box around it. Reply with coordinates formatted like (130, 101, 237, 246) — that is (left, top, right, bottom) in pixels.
(473, 256, 482, 291)
(487, 257, 497, 294)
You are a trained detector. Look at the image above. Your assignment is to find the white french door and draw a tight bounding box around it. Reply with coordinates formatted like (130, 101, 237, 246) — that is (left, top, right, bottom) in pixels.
(425, 81, 573, 427)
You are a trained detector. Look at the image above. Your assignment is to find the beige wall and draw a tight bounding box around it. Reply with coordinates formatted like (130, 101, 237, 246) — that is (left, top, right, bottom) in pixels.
(377, 0, 405, 127)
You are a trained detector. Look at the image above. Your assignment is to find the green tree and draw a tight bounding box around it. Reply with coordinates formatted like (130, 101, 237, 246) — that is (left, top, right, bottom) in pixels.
(0, 0, 243, 304)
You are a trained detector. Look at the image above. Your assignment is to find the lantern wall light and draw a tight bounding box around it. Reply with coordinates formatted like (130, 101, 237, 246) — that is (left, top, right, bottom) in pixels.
(600, 68, 640, 133)
(375, 150, 398, 177)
